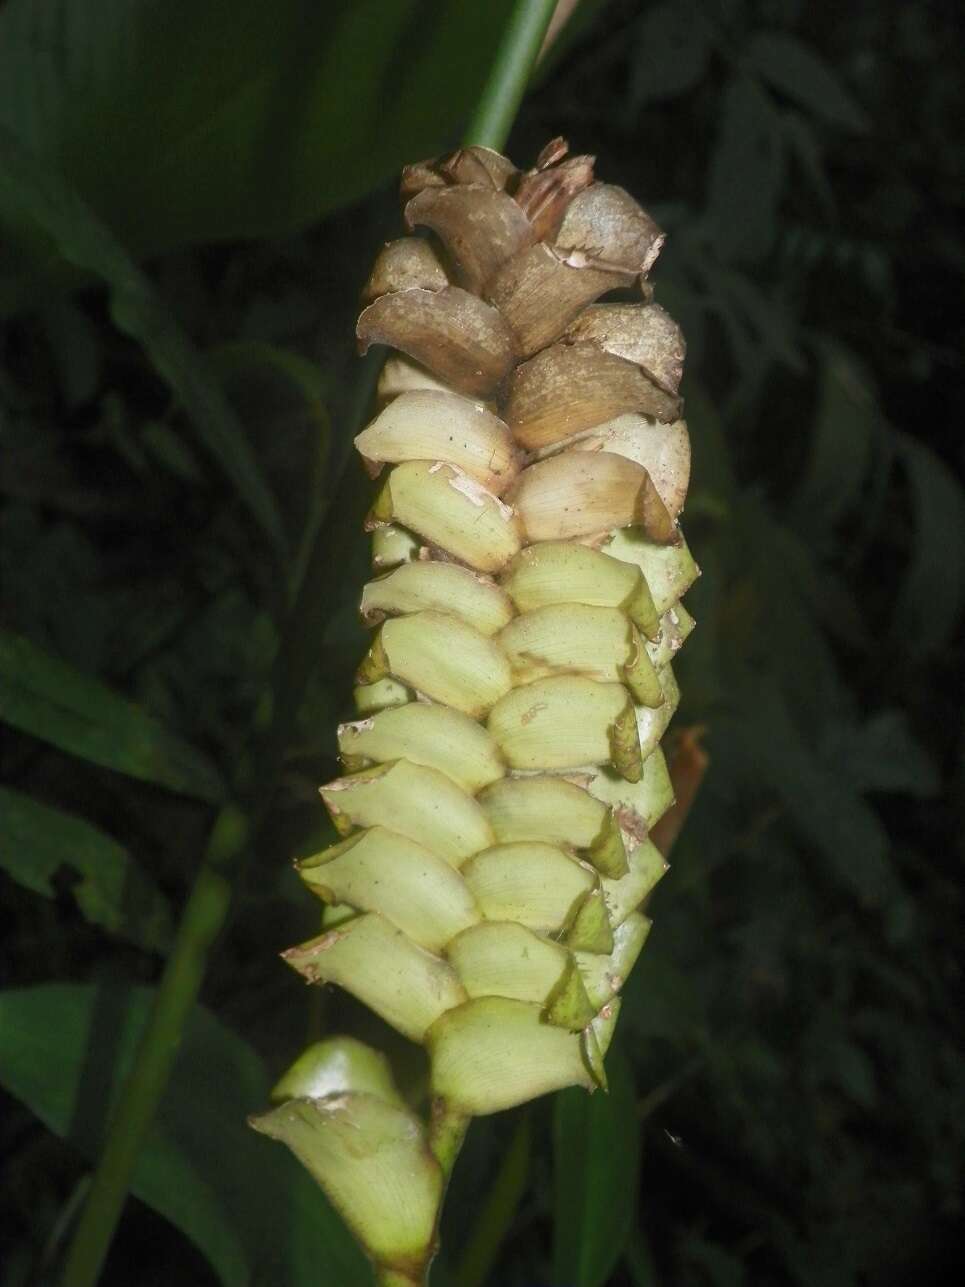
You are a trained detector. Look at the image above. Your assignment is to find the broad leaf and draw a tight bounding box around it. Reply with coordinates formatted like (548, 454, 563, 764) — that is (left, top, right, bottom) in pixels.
(0, 0, 524, 257)
(552, 1044, 640, 1287)
(746, 31, 868, 132)
(0, 984, 371, 1287)
(0, 788, 172, 952)
(0, 127, 287, 555)
(0, 630, 225, 802)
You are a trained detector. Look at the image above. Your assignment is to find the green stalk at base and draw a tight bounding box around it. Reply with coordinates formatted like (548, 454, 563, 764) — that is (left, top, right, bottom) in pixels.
(454, 1113, 532, 1287)
(60, 808, 245, 1287)
(430, 1100, 471, 1175)
(377, 1270, 425, 1287)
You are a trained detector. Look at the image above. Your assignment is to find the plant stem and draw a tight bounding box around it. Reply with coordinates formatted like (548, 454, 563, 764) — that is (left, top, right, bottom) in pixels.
(60, 805, 247, 1287)
(453, 1112, 532, 1287)
(462, 0, 561, 152)
(429, 1098, 471, 1177)
(376, 1270, 423, 1287)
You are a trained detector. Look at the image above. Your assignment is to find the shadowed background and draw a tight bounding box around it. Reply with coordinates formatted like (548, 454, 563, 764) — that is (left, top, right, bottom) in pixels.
(1, 2, 963, 1285)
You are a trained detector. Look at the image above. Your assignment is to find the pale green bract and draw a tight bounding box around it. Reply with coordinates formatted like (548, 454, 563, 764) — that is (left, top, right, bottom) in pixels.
(251, 139, 698, 1287)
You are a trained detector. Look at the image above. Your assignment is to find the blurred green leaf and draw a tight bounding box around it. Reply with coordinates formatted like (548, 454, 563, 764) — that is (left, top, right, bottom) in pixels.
(734, 499, 847, 716)
(828, 1038, 877, 1110)
(0, 788, 172, 952)
(892, 432, 965, 657)
(822, 710, 940, 799)
(707, 77, 784, 262)
(208, 341, 331, 599)
(685, 381, 739, 512)
(0, 984, 371, 1287)
(718, 682, 899, 909)
(745, 31, 868, 132)
(0, 630, 225, 802)
(553, 1045, 640, 1287)
(793, 343, 878, 533)
(140, 422, 205, 485)
(682, 1235, 747, 1286)
(629, 1, 713, 108)
(452, 1114, 531, 1287)
(38, 295, 102, 408)
(703, 264, 803, 370)
(781, 110, 836, 214)
(0, 126, 288, 555)
(624, 1224, 660, 1286)
(0, 0, 525, 257)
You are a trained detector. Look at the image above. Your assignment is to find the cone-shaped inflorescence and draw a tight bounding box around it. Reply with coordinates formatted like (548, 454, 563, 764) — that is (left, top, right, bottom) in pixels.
(252, 140, 699, 1285)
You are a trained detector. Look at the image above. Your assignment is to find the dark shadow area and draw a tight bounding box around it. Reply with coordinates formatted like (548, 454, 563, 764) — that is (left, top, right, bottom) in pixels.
(1, 2, 962, 1286)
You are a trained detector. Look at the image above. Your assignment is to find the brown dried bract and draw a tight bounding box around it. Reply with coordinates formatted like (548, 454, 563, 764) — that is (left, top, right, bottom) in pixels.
(357, 287, 516, 398)
(405, 186, 535, 295)
(505, 341, 680, 449)
(361, 237, 450, 304)
(514, 154, 596, 242)
(440, 146, 518, 191)
(534, 137, 571, 170)
(400, 146, 518, 202)
(564, 303, 685, 396)
(487, 243, 632, 358)
(557, 184, 665, 277)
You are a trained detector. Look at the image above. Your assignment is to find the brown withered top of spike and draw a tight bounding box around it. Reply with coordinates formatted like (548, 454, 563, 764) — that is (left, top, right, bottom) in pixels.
(400, 145, 518, 202)
(534, 136, 570, 170)
(514, 140, 596, 242)
(363, 140, 680, 418)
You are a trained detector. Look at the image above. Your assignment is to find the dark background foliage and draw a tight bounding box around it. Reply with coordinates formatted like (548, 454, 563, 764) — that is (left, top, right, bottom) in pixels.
(1, 2, 963, 1285)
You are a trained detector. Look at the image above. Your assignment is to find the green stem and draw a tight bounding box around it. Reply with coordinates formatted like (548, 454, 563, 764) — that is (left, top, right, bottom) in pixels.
(376, 1270, 423, 1287)
(453, 1113, 532, 1287)
(429, 1098, 471, 1177)
(462, 0, 561, 152)
(60, 805, 248, 1287)
(419, 1101, 471, 1286)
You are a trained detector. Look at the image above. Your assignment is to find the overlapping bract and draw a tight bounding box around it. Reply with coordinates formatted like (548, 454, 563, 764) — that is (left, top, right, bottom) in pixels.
(254, 140, 698, 1280)
(301, 136, 699, 1098)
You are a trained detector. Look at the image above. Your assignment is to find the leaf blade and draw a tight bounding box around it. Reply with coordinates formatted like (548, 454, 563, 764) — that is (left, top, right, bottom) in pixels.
(0, 984, 371, 1287)
(0, 124, 287, 556)
(745, 31, 868, 131)
(0, 0, 526, 254)
(552, 1044, 640, 1287)
(0, 630, 225, 802)
(0, 788, 173, 952)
